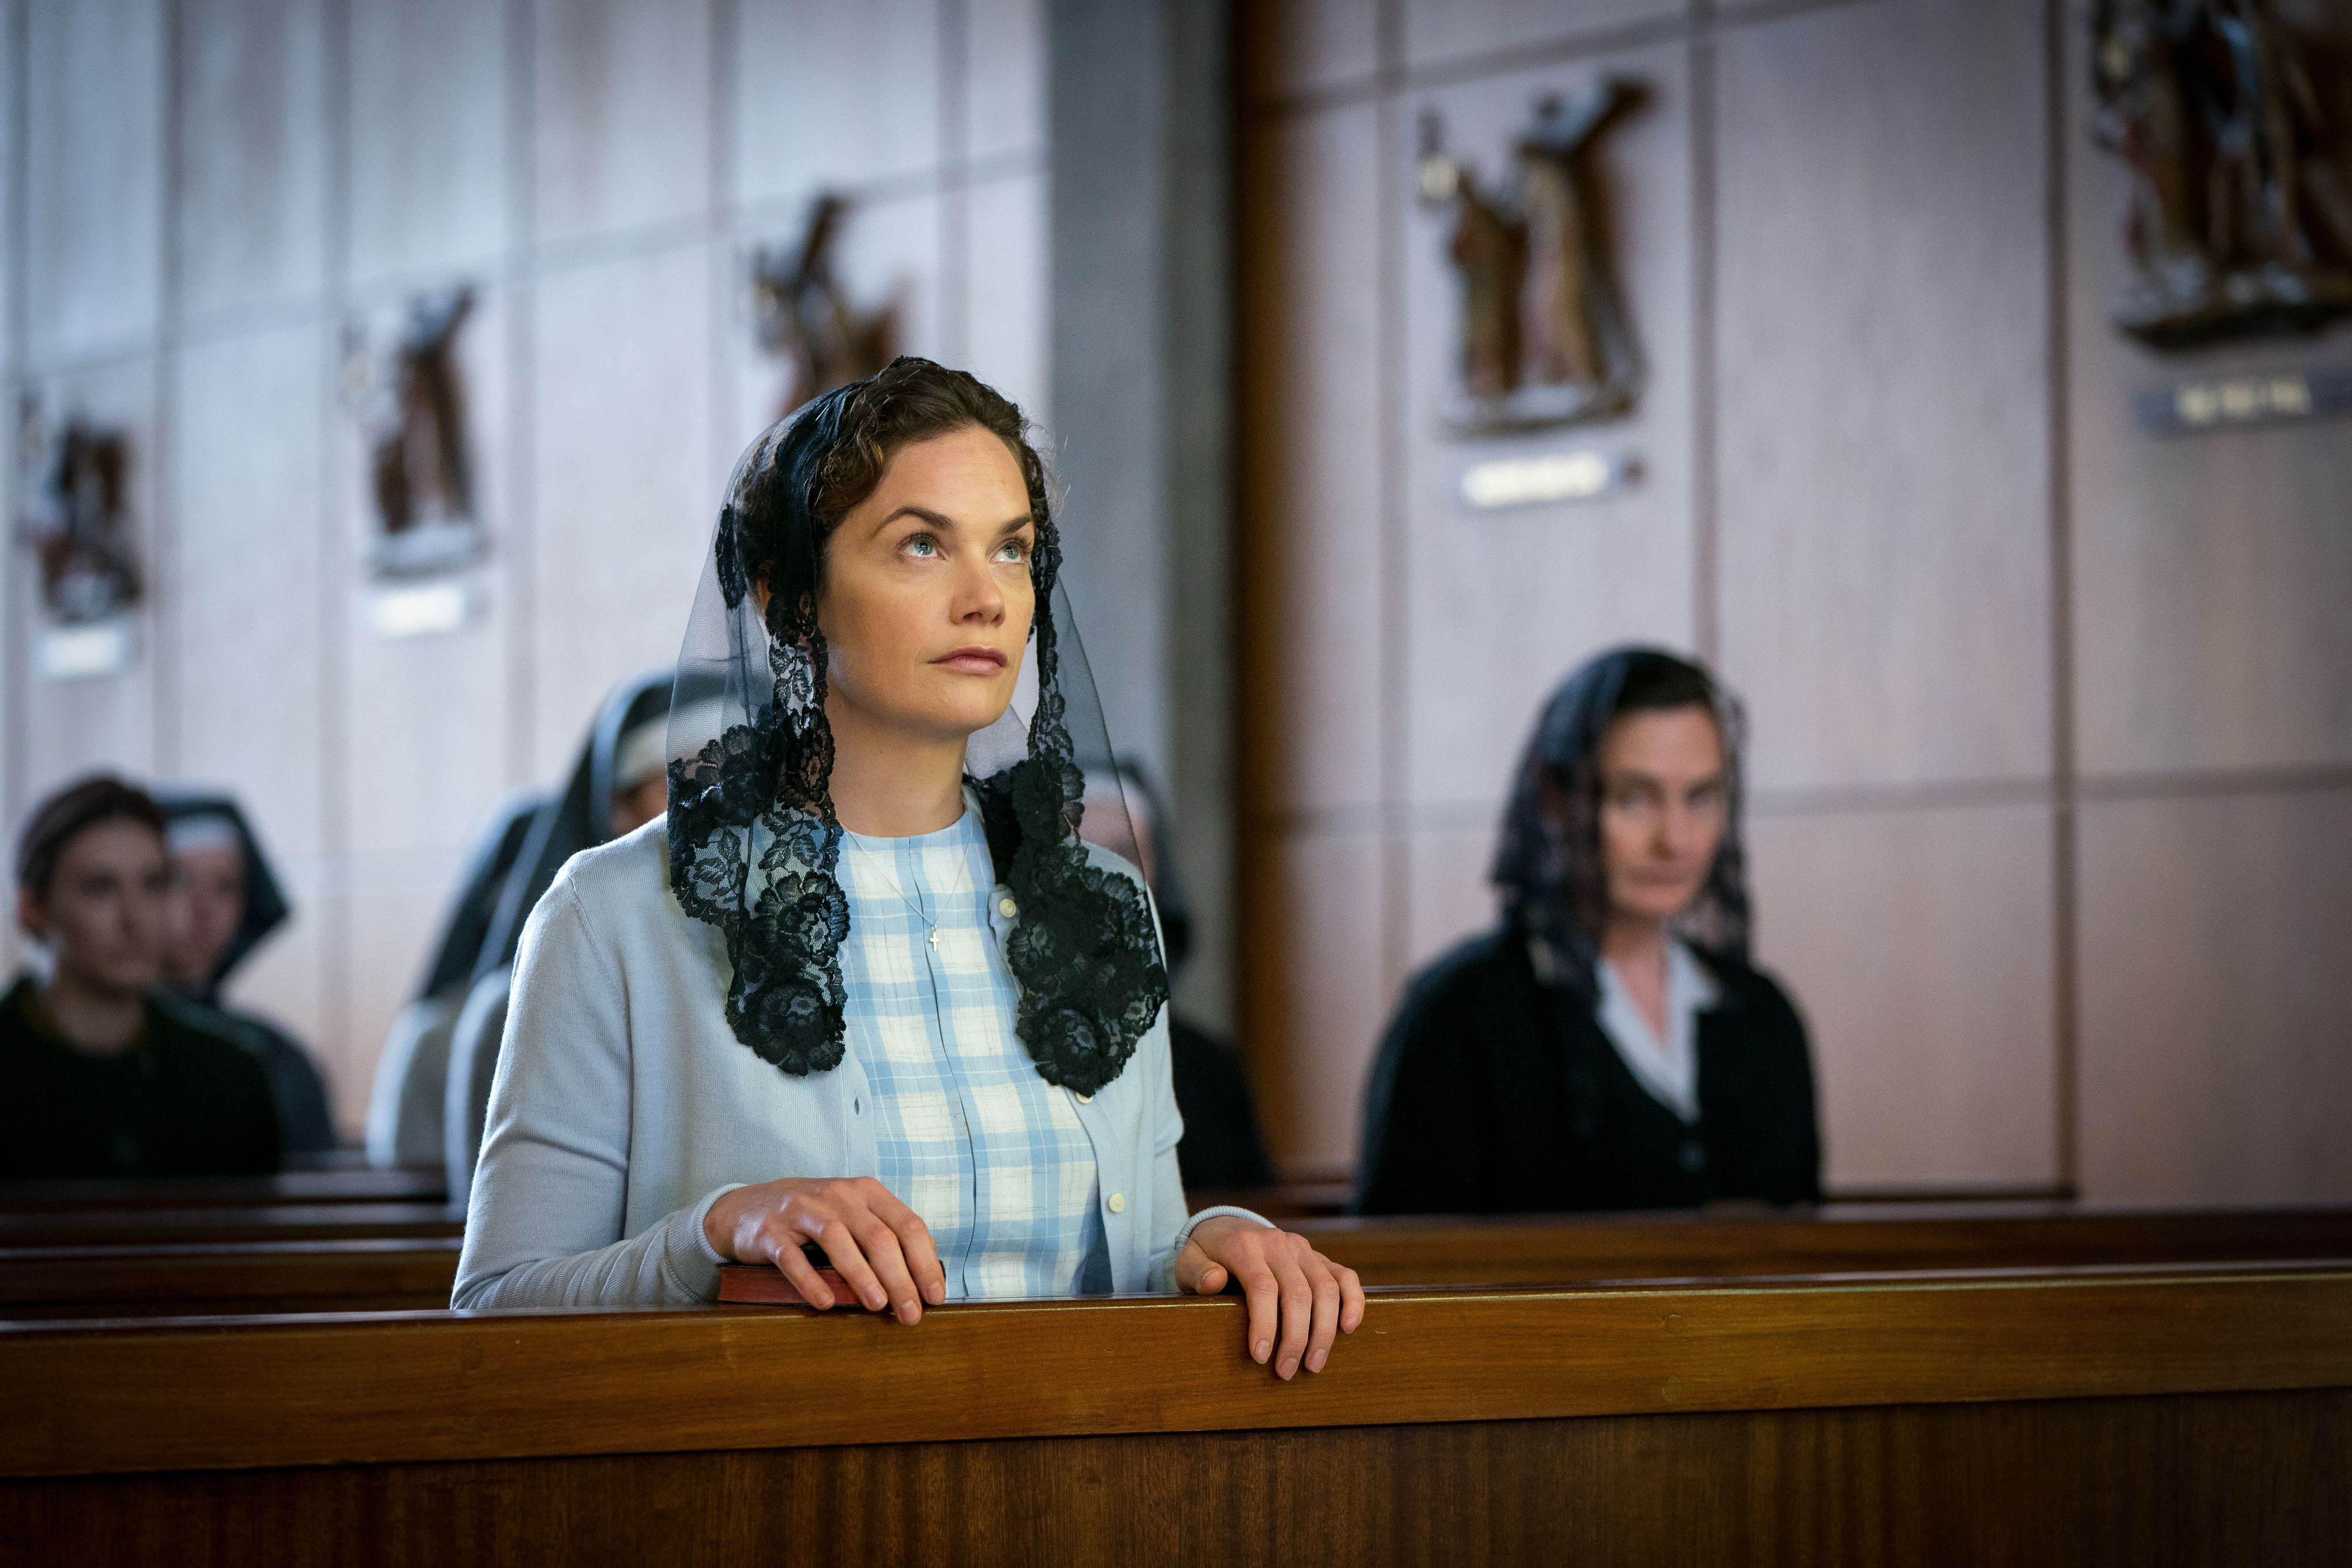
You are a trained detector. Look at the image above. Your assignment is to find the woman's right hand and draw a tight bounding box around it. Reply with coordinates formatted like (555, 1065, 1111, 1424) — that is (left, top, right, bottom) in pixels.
(703, 1177, 945, 1323)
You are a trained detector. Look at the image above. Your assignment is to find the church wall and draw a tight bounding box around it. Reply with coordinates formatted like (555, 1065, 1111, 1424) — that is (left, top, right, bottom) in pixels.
(1238, 0, 2352, 1198)
(0, 0, 1052, 1139)
(1713, 0, 2060, 1192)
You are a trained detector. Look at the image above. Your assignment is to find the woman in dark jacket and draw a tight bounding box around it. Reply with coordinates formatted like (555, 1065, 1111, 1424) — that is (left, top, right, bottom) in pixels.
(4, 777, 280, 1178)
(1355, 647, 1819, 1215)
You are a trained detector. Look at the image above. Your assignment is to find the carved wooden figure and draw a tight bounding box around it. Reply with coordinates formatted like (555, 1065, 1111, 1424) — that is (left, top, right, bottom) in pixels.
(751, 194, 901, 417)
(17, 417, 139, 624)
(1420, 82, 1646, 433)
(2093, 0, 2352, 346)
(1429, 151, 1527, 402)
(365, 287, 482, 577)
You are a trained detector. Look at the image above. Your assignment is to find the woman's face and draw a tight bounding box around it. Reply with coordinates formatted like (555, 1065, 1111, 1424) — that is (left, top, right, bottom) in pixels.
(165, 843, 245, 988)
(18, 820, 171, 997)
(816, 424, 1036, 746)
(1594, 704, 1727, 926)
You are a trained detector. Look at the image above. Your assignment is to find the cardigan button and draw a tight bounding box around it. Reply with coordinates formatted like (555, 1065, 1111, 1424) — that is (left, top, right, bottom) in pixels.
(1075, 1092, 1093, 1104)
(1679, 1140, 1708, 1174)
(1107, 1192, 1125, 1213)
(998, 897, 1018, 918)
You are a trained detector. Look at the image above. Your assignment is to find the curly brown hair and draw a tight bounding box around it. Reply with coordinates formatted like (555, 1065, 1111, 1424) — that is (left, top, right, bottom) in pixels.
(726, 355, 1055, 611)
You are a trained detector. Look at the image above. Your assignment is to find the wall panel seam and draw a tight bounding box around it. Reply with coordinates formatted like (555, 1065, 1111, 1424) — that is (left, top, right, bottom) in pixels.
(1375, 0, 1406, 1008)
(1692, 1, 1719, 666)
(2, 0, 26, 855)
(1254, 763, 2352, 838)
(319, 0, 355, 1105)
(2044, 0, 2078, 1194)
(1248, 13, 1693, 121)
(505, 0, 536, 790)
(711, 0, 738, 507)
(938, 0, 969, 370)
(153, 0, 185, 778)
(1241, 0, 1886, 124)
(173, 295, 335, 350)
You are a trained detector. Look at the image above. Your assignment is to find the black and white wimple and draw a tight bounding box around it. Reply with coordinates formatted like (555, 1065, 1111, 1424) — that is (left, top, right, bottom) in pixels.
(664, 468, 1167, 1096)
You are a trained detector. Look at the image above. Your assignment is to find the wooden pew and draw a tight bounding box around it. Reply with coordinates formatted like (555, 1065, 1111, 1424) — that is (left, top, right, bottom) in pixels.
(0, 1202, 463, 1250)
(0, 1168, 447, 1214)
(3, 1265, 2347, 1564)
(1291, 1201, 2352, 1286)
(11, 1203, 2348, 1322)
(0, 1238, 464, 1319)
(1190, 1178, 2080, 1222)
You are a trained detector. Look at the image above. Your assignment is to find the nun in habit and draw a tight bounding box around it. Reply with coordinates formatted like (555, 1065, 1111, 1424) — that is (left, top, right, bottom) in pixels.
(370, 672, 671, 1181)
(1356, 647, 1820, 1216)
(458, 359, 1362, 1383)
(155, 793, 337, 1154)
(440, 669, 674, 1207)
(365, 788, 542, 1169)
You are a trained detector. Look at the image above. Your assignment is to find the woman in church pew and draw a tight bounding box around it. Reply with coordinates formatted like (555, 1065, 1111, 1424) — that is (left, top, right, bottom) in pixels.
(458, 358, 1362, 1383)
(437, 666, 675, 1209)
(1355, 647, 1820, 1216)
(2, 777, 281, 1179)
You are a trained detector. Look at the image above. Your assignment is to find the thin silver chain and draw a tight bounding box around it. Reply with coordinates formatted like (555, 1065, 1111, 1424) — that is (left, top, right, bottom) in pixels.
(849, 841, 943, 947)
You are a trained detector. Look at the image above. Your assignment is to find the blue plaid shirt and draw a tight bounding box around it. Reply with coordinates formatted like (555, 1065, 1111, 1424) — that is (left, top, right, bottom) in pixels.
(837, 809, 1111, 1299)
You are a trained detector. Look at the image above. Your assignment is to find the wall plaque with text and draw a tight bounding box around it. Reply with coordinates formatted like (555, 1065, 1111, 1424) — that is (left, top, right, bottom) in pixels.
(2132, 365, 2352, 434)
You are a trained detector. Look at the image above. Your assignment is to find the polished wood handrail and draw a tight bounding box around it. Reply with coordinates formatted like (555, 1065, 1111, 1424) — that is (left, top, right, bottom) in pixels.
(0, 1169, 447, 1213)
(1289, 1202, 2352, 1284)
(0, 1203, 463, 1249)
(0, 1238, 463, 1318)
(1189, 1181, 2085, 1220)
(7, 1263, 2350, 1479)
(12, 1203, 2349, 1319)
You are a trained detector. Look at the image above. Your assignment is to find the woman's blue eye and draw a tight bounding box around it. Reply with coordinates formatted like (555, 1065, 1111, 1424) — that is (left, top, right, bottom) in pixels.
(907, 537, 937, 557)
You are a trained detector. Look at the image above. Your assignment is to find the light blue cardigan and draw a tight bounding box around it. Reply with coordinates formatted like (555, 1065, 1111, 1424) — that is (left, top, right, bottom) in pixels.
(452, 815, 1258, 1308)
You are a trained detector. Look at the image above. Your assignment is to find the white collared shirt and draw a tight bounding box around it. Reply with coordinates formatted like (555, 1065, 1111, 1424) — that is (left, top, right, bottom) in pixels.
(1595, 938, 1719, 1125)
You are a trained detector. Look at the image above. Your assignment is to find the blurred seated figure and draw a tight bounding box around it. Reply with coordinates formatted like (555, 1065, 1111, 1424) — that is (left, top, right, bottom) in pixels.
(1356, 648, 1819, 1216)
(365, 788, 543, 1169)
(2, 776, 280, 1178)
(1087, 763, 1273, 1192)
(156, 793, 336, 1153)
(434, 669, 673, 1204)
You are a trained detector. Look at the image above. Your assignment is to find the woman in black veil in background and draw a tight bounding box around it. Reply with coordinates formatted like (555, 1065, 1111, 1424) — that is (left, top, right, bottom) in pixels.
(1356, 647, 1819, 1216)
(155, 794, 336, 1153)
(440, 669, 673, 1204)
(366, 671, 672, 1186)
(365, 788, 541, 1169)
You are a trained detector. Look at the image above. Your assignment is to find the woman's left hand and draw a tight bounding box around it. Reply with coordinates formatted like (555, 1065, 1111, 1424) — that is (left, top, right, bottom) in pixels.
(1173, 1217, 1366, 1380)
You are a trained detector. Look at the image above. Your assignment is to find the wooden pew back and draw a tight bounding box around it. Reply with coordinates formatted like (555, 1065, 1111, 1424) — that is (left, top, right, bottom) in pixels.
(0, 1169, 446, 1214)
(9, 1202, 2348, 1321)
(4, 1266, 2348, 1564)
(1290, 1202, 2352, 1285)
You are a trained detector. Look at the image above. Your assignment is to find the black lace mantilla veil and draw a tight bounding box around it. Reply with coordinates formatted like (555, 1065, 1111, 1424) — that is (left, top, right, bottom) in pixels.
(1489, 646, 1753, 1000)
(663, 378, 1167, 1096)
